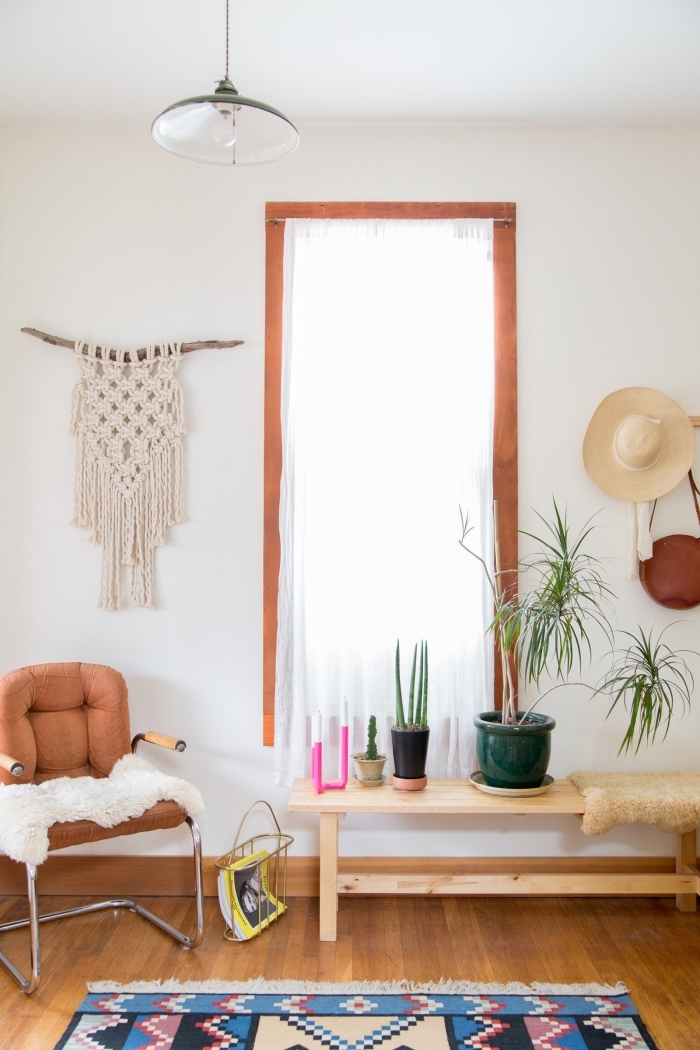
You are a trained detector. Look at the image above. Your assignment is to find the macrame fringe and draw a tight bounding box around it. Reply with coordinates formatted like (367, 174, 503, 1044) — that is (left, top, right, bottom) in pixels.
(71, 341, 185, 609)
(87, 978, 629, 995)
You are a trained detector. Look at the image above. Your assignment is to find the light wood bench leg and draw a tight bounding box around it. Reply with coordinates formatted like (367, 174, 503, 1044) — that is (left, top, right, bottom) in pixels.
(319, 812, 339, 940)
(676, 830, 697, 912)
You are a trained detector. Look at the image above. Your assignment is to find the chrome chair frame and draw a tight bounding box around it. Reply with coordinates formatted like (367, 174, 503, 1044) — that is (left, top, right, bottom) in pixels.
(0, 817, 204, 995)
(0, 734, 205, 995)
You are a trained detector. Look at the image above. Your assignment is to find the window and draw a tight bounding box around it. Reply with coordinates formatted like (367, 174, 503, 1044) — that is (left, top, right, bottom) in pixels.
(264, 203, 516, 780)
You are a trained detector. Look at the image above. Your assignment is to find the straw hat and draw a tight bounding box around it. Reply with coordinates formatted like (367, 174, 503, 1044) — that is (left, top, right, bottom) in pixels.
(583, 387, 695, 502)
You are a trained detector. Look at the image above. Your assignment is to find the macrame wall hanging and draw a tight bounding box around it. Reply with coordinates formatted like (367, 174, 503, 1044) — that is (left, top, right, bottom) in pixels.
(23, 327, 243, 610)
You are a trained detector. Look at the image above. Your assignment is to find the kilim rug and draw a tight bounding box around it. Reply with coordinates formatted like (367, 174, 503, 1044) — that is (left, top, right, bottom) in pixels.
(53, 979, 659, 1049)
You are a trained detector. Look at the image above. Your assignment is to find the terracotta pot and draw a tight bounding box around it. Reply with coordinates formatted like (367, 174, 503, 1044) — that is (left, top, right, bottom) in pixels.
(352, 754, 387, 782)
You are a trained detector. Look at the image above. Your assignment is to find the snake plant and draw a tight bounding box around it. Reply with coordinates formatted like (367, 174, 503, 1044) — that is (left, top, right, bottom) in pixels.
(395, 639, 429, 729)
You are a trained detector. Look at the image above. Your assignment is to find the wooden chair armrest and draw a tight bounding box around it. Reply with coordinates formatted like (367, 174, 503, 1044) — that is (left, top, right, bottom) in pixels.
(0, 751, 25, 776)
(131, 732, 186, 754)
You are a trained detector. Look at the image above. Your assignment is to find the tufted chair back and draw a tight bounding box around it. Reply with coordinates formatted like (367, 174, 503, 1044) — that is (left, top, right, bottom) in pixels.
(0, 663, 131, 785)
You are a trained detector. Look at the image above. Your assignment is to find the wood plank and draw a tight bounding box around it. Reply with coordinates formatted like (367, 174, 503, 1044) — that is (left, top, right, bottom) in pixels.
(281, 896, 310, 981)
(338, 872, 697, 896)
(266, 202, 516, 223)
(426, 896, 459, 980)
(676, 829, 697, 911)
(397, 897, 428, 983)
(0, 854, 218, 897)
(319, 812, 339, 940)
(365, 897, 388, 982)
(289, 776, 587, 813)
(492, 216, 518, 709)
(474, 897, 528, 984)
(351, 896, 371, 980)
(299, 895, 321, 981)
(446, 896, 496, 982)
(333, 896, 353, 982)
(1, 851, 689, 899)
(625, 898, 700, 1028)
(598, 898, 696, 1050)
(262, 215, 285, 747)
(382, 896, 404, 982)
(411, 896, 442, 983)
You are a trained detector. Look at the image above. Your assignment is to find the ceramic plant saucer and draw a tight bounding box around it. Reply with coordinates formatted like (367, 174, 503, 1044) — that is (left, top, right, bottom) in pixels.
(469, 771, 554, 797)
(351, 775, 387, 788)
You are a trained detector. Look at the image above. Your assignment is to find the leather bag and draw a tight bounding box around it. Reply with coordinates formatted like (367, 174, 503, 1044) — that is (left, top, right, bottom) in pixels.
(640, 471, 700, 609)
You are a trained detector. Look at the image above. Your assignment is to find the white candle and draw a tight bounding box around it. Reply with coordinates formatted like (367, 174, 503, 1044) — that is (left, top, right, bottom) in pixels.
(313, 710, 322, 744)
(341, 698, 348, 728)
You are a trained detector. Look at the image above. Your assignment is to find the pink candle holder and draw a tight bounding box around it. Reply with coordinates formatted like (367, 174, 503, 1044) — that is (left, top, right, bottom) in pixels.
(311, 702, 349, 794)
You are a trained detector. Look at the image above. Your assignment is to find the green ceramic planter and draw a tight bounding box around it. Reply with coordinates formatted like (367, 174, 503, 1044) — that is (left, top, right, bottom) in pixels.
(474, 711, 555, 789)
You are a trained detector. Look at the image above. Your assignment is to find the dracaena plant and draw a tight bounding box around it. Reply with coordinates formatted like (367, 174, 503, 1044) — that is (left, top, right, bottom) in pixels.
(395, 639, 429, 729)
(460, 501, 613, 725)
(596, 626, 694, 754)
(459, 501, 697, 752)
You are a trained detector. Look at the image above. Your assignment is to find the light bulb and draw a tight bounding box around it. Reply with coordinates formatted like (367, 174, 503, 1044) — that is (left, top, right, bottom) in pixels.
(212, 105, 236, 148)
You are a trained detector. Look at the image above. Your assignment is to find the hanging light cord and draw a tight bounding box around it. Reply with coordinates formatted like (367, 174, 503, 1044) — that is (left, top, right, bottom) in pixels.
(225, 0, 230, 79)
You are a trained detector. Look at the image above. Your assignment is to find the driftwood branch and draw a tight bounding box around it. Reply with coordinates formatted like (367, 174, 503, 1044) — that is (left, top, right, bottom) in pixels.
(21, 327, 244, 362)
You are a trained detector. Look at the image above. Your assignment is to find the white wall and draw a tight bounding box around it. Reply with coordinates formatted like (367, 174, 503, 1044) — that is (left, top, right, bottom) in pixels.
(2, 125, 700, 861)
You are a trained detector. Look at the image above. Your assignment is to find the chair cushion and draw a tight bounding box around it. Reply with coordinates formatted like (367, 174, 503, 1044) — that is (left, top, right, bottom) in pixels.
(0, 663, 131, 785)
(47, 800, 188, 851)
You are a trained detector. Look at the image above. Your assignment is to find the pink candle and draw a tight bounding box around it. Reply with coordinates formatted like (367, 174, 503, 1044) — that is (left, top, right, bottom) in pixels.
(310, 701, 349, 792)
(311, 711, 323, 793)
(322, 700, 349, 790)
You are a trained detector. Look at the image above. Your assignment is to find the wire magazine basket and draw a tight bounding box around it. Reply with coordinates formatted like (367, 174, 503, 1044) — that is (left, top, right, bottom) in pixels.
(215, 800, 293, 942)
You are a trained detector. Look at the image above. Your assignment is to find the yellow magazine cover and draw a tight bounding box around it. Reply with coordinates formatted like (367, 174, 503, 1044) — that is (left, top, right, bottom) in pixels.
(217, 848, 286, 940)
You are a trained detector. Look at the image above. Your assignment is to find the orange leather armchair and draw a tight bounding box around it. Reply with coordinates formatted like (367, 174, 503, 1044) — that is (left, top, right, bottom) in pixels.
(0, 663, 204, 994)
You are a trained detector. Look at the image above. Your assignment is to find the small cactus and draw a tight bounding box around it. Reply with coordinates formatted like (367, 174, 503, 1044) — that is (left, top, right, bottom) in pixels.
(366, 715, 378, 760)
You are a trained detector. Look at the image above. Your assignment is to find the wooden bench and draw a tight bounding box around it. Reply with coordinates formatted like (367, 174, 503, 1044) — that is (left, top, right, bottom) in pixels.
(288, 777, 700, 941)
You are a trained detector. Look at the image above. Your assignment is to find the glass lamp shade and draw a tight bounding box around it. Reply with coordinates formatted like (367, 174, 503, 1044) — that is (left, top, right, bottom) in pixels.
(152, 77, 299, 165)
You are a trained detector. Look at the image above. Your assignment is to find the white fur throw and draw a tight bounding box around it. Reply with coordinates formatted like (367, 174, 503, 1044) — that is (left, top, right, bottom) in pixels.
(570, 770, 700, 835)
(0, 753, 204, 866)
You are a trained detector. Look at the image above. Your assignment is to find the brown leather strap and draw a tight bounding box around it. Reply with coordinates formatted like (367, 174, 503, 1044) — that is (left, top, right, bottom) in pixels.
(689, 469, 700, 529)
(648, 470, 700, 533)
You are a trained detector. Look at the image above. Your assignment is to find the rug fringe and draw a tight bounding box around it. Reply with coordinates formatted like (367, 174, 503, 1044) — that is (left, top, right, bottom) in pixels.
(87, 977, 629, 995)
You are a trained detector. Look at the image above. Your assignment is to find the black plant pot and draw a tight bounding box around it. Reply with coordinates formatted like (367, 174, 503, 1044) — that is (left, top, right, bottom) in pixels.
(391, 727, 430, 786)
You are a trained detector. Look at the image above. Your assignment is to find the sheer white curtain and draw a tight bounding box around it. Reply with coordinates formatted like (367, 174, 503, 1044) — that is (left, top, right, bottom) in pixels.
(274, 218, 495, 788)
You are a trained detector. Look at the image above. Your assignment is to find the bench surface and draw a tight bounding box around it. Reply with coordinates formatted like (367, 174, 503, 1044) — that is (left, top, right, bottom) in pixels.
(288, 776, 699, 939)
(288, 776, 587, 814)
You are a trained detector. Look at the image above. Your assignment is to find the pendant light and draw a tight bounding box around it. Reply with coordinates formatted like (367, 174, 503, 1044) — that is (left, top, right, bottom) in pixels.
(152, 0, 299, 166)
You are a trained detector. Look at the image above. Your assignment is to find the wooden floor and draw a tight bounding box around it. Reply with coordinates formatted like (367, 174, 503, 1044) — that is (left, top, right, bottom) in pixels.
(1, 894, 700, 1049)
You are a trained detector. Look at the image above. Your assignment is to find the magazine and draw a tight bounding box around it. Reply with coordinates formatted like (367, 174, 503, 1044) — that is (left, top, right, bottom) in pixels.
(217, 848, 286, 940)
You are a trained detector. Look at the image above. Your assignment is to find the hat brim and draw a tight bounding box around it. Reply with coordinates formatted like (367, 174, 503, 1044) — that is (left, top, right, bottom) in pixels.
(583, 387, 695, 502)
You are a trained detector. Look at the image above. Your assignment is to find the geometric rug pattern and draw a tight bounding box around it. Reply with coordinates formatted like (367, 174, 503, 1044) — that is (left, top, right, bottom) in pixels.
(55, 990, 658, 1049)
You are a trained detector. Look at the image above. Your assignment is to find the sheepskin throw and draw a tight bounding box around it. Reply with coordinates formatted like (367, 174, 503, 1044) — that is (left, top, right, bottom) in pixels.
(71, 341, 185, 610)
(570, 770, 700, 835)
(0, 754, 204, 866)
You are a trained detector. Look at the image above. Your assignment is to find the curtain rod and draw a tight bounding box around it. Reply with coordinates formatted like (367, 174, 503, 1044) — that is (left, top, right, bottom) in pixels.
(265, 216, 513, 227)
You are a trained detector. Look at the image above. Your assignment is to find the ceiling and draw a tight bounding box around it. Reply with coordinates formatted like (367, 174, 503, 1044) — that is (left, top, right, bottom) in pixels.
(1, 0, 699, 128)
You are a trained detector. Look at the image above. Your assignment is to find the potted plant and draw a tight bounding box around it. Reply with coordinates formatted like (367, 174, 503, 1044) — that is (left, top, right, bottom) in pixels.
(460, 501, 697, 788)
(391, 639, 430, 790)
(352, 715, 387, 785)
(596, 626, 694, 754)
